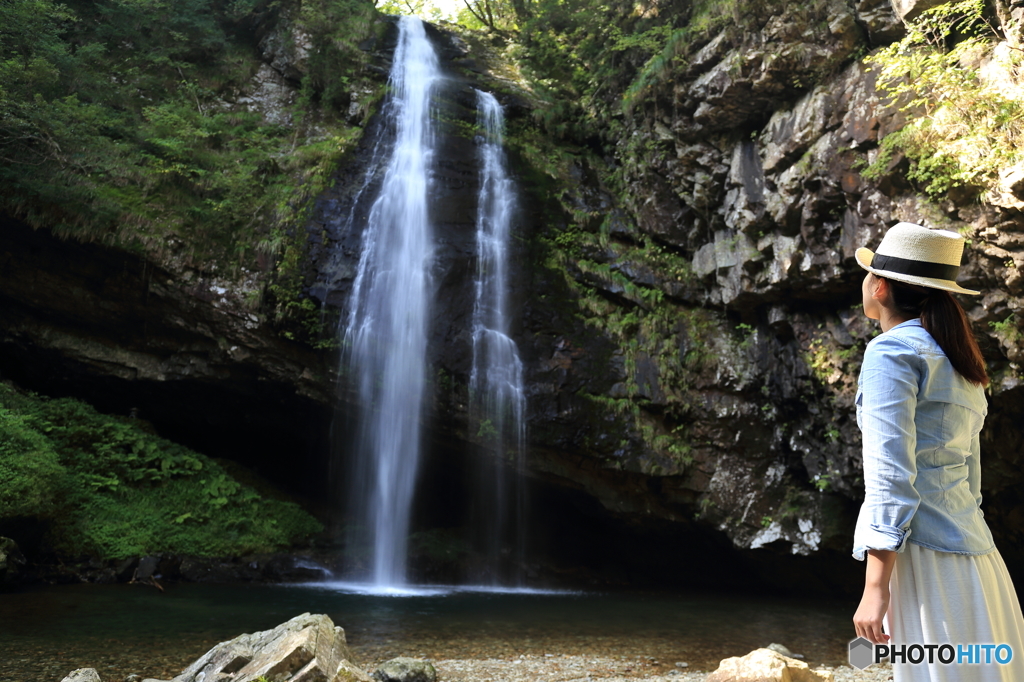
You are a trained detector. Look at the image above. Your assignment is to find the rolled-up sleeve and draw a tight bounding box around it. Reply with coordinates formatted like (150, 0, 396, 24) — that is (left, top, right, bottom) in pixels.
(852, 335, 922, 561)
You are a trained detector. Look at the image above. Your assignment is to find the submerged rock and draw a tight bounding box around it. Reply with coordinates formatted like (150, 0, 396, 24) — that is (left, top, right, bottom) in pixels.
(0, 537, 25, 581)
(371, 658, 438, 682)
(765, 642, 804, 659)
(60, 670, 102, 682)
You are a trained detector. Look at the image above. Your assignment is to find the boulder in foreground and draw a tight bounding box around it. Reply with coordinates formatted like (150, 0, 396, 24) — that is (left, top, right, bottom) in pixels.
(706, 647, 834, 682)
(169, 612, 372, 682)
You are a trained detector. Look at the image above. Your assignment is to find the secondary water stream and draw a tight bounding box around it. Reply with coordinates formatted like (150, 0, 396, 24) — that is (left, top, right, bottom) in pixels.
(0, 583, 858, 682)
(468, 89, 526, 584)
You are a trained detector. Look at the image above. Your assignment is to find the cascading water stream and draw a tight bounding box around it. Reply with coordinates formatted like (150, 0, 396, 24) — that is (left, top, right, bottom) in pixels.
(342, 15, 439, 588)
(468, 89, 526, 584)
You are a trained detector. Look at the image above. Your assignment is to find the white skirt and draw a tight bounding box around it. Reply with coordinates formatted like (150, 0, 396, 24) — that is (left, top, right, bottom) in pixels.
(885, 543, 1024, 681)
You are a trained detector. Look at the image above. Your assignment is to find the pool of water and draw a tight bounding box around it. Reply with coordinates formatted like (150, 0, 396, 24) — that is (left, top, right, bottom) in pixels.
(0, 581, 858, 682)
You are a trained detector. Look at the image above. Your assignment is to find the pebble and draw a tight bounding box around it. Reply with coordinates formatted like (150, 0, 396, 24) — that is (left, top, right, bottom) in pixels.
(4, 646, 896, 682)
(432, 655, 895, 682)
(2, 624, 893, 682)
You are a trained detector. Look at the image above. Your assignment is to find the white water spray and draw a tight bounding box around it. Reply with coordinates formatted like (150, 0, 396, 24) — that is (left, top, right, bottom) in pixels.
(469, 89, 526, 583)
(343, 16, 440, 587)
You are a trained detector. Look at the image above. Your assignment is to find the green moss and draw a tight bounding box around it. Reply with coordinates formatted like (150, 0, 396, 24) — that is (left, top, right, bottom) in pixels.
(581, 392, 639, 418)
(561, 256, 728, 468)
(0, 383, 322, 559)
(524, 163, 750, 469)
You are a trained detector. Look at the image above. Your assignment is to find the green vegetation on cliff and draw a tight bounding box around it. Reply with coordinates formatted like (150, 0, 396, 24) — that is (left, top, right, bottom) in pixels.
(0, 383, 322, 559)
(0, 0, 378, 270)
(864, 0, 1024, 199)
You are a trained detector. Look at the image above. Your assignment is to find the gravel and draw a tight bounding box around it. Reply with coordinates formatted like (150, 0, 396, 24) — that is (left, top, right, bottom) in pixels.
(430, 654, 895, 682)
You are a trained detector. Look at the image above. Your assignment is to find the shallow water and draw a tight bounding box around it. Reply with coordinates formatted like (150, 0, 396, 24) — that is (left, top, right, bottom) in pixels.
(0, 582, 858, 681)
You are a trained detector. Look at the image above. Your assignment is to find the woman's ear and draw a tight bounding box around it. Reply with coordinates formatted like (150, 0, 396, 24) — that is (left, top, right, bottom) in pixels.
(871, 277, 889, 302)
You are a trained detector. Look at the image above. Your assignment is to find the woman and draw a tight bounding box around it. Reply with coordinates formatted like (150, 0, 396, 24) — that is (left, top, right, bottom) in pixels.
(851, 222, 1024, 681)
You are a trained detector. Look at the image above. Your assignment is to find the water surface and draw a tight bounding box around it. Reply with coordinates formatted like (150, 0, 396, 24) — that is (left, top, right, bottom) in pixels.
(0, 582, 858, 681)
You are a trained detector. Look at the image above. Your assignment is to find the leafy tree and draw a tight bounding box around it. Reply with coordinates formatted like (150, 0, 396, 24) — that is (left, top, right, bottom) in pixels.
(459, 0, 519, 34)
(376, 0, 446, 21)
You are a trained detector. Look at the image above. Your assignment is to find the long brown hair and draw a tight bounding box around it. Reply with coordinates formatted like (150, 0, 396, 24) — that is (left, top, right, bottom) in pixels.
(886, 278, 989, 386)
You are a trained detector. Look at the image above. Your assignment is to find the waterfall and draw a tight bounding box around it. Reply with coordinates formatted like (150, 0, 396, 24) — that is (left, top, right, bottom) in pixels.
(468, 89, 526, 584)
(342, 15, 439, 588)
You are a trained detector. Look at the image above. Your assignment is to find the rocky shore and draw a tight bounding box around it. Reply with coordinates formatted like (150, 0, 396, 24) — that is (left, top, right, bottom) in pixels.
(55, 614, 895, 682)
(433, 654, 893, 682)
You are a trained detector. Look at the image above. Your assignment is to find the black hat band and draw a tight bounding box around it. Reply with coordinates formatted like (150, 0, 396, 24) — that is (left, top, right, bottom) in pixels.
(870, 253, 960, 281)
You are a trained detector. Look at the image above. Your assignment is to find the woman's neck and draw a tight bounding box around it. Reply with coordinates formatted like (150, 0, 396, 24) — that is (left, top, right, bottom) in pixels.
(880, 311, 916, 333)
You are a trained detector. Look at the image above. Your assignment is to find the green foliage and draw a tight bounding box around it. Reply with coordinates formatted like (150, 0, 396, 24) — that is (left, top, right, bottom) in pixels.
(694, 496, 713, 520)
(296, 0, 380, 111)
(0, 0, 376, 273)
(376, 0, 432, 18)
(500, 0, 690, 140)
(434, 367, 455, 395)
(864, 0, 1024, 198)
(457, 0, 519, 33)
(581, 391, 640, 418)
(990, 314, 1022, 344)
(802, 333, 860, 386)
(0, 383, 322, 559)
(0, 407, 68, 519)
(620, 0, 742, 110)
(735, 322, 754, 350)
(576, 259, 663, 308)
(476, 418, 498, 439)
(270, 291, 341, 348)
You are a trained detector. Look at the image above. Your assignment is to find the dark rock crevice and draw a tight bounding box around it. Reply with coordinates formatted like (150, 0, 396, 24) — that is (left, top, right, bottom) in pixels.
(0, 216, 335, 501)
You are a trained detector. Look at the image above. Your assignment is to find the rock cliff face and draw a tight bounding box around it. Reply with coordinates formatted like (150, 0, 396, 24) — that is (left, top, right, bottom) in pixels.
(499, 0, 1024, 585)
(3, 2, 1024, 590)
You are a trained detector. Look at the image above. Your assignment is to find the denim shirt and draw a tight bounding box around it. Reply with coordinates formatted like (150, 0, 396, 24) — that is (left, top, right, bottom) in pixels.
(852, 319, 993, 561)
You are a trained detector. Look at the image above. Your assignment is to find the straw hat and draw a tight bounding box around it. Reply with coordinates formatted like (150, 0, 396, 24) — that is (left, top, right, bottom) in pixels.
(855, 222, 979, 295)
